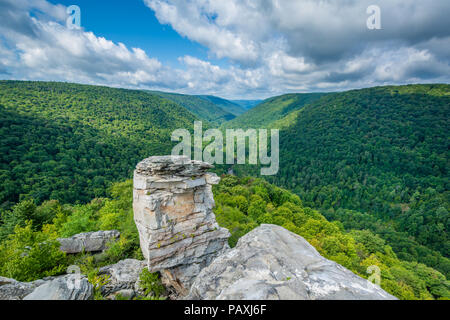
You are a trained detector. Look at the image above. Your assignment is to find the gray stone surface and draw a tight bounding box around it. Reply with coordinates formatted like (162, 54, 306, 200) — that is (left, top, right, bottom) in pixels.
(133, 156, 230, 295)
(0, 277, 44, 300)
(58, 230, 120, 254)
(23, 275, 93, 300)
(186, 224, 397, 300)
(98, 259, 147, 297)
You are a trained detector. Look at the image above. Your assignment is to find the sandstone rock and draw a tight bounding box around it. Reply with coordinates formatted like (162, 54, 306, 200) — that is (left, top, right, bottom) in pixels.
(23, 275, 93, 300)
(186, 224, 397, 300)
(58, 230, 120, 254)
(98, 259, 147, 297)
(0, 277, 44, 300)
(133, 156, 230, 296)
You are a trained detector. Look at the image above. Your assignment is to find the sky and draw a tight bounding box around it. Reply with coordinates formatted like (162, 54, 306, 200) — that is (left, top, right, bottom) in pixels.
(0, 0, 449, 99)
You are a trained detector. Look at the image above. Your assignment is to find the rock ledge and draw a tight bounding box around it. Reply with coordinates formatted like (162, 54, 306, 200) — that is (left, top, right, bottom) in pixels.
(186, 224, 397, 300)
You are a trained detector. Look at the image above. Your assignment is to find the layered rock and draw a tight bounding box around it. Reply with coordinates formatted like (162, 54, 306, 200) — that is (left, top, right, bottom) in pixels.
(23, 275, 93, 300)
(133, 156, 230, 296)
(186, 224, 397, 300)
(58, 230, 120, 254)
(0, 277, 45, 300)
(98, 259, 147, 299)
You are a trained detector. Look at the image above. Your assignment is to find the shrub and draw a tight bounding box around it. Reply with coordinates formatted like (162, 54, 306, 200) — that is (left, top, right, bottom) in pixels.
(0, 221, 67, 281)
(138, 269, 165, 298)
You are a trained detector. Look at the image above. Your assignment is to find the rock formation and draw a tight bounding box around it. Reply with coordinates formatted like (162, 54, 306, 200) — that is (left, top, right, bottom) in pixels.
(0, 276, 45, 300)
(133, 156, 230, 296)
(58, 230, 120, 254)
(0, 259, 146, 301)
(98, 259, 147, 299)
(0, 156, 398, 300)
(186, 224, 397, 300)
(23, 275, 93, 300)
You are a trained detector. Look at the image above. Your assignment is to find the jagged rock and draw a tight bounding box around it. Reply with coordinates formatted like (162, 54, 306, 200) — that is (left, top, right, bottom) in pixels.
(135, 156, 214, 177)
(23, 275, 93, 300)
(186, 224, 397, 300)
(133, 156, 230, 296)
(0, 277, 45, 300)
(58, 230, 120, 254)
(98, 259, 147, 297)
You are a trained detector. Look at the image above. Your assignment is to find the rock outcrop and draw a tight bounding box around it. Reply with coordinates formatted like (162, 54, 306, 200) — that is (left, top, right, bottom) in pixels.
(23, 275, 93, 300)
(58, 230, 120, 254)
(98, 259, 147, 299)
(133, 156, 230, 296)
(186, 224, 397, 300)
(0, 277, 45, 300)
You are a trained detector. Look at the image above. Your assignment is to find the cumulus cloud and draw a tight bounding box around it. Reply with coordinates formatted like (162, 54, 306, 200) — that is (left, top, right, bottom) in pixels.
(0, 0, 448, 99)
(0, 0, 177, 88)
(145, 0, 450, 93)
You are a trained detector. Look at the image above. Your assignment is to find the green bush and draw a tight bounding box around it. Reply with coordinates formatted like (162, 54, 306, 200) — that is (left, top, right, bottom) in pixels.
(0, 221, 67, 281)
(138, 269, 165, 298)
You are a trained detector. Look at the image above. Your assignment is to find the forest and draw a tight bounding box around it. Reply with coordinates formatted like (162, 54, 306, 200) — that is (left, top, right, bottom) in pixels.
(0, 81, 448, 299)
(148, 91, 242, 125)
(0, 177, 448, 299)
(223, 92, 326, 129)
(0, 81, 197, 207)
(231, 84, 450, 277)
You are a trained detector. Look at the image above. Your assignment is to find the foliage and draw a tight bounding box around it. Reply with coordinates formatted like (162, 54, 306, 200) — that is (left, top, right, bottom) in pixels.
(223, 93, 326, 129)
(0, 221, 67, 281)
(213, 175, 450, 300)
(88, 272, 111, 301)
(0, 81, 197, 208)
(0, 174, 448, 300)
(233, 84, 450, 274)
(197, 95, 246, 117)
(0, 82, 448, 301)
(0, 179, 141, 282)
(138, 269, 165, 298)
(150, 91, 241, 124)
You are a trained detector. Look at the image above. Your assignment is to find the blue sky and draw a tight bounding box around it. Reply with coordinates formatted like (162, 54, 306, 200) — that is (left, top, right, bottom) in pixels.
(0, 0, 449, 99)
(47, 0, 221, 69)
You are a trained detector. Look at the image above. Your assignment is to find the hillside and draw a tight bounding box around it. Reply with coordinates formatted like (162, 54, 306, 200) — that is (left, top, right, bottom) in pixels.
(148, 91, 236, 125)
(230, 99, 262, 110)
(0, 81, 448, 299)
(223, 93, 326, 129)
(0, 81, 197, 207)
(197, 95, 247, 117)
(0, 175, 448, 300)
(233, 84, 450, 276)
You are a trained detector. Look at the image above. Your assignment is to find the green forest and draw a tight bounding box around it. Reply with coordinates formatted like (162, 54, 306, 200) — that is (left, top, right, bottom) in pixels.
(0, 81, 448, 300)
(148, 91, 241, 125)
(231, 84, 450, 278)
(0, 81, 197, 207)
(0, 177, 448, 299)
(223, 92, 326, 129)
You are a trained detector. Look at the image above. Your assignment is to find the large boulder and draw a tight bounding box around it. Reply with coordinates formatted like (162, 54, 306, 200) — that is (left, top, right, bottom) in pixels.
(58, 230, 120, 254)
(133, 156, 230, 296)
(0, 277, 45, 300)
(98, 259, 147, 298)
(186, 224, 397, 300)
(23, 275, 93, 300)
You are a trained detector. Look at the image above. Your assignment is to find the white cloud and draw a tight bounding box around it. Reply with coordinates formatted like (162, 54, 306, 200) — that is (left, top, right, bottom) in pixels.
(145, 0, 450, 94)
(0, 0, 448, 99)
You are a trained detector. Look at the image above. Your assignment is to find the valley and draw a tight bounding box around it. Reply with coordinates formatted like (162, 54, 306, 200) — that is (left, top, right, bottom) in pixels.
(0, 80, 448, 300)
